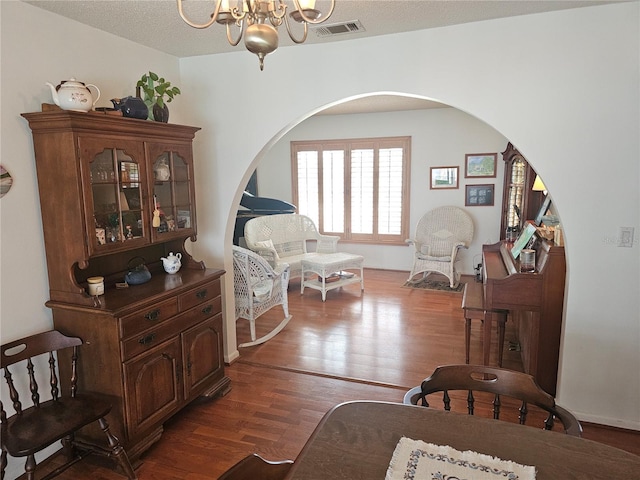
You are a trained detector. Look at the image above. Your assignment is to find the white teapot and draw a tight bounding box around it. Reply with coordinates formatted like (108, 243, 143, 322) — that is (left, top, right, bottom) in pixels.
(161, 252, 182, 274)
(46, 78, 101, 112)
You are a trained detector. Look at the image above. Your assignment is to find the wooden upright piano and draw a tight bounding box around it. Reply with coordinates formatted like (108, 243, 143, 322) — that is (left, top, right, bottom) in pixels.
(482, 234, 566, 395)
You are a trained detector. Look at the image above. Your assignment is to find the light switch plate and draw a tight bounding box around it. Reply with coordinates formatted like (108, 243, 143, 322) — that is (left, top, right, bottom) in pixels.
(618, 227, 634, 247)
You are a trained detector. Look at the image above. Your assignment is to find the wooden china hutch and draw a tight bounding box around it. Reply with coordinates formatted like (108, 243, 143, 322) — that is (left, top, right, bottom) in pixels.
(22, 110, 230, 460)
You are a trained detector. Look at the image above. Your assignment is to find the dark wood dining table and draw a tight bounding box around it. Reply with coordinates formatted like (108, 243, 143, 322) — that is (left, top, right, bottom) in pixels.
(284, 401, 640, 479)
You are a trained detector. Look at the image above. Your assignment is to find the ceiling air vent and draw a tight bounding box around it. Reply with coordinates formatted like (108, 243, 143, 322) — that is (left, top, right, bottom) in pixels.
(312, 20, 365, 38)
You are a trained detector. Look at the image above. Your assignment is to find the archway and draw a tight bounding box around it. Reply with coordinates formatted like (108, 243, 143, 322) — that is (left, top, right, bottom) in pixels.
(224, 92, 560, 360)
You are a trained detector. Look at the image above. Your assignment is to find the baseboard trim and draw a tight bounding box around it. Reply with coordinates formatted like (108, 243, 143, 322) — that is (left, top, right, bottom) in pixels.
(575, 412, 640, 432)
(581, 420, 640, 434)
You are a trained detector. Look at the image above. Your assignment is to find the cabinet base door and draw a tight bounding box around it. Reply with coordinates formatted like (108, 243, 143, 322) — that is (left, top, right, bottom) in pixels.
(182, 315, 224, 400)
(124, 337, 182, 438)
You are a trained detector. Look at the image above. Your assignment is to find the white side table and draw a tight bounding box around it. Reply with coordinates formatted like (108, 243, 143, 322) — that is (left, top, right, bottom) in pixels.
(301, 252, 365, 301)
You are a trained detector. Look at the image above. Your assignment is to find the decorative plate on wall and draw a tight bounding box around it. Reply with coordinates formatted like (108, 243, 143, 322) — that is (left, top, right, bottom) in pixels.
(0, 165, 13, 198)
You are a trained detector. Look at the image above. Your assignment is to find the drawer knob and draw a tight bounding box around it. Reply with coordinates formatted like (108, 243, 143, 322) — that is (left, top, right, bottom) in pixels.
(196, 289, 207, 299)
(202, 305, 213, 315)
(144, 309, 160, 321)
(138, 333, 156, 345)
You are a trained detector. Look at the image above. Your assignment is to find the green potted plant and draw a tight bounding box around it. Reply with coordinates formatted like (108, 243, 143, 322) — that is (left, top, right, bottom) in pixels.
(136, 71, 181, 122)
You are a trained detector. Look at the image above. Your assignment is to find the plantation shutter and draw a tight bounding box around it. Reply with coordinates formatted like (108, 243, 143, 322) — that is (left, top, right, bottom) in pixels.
(378, 147, 404, 236)
(292, 137, 410, 244)
(294, 149, 320, 226)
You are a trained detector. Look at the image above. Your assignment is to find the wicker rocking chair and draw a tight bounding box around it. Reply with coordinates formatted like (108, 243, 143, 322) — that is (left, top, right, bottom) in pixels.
(232, 246, 292, 348)
(406, 206, 474, 288)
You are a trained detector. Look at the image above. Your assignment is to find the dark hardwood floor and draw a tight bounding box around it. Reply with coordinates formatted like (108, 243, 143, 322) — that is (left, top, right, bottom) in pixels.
(20, 269, 639, 479)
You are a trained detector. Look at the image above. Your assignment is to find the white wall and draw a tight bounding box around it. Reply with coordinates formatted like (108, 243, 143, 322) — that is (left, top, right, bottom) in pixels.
(1, 9, 638, 480)
(0, 2, 183, 477)
(179, 3, 639, 429)
(257, 107, 508, 273)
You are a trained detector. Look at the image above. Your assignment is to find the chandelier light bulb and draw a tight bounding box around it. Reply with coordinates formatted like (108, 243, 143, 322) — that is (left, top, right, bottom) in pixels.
(298, 0, 316, 9)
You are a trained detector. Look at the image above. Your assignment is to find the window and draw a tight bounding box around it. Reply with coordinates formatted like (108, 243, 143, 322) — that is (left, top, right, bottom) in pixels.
(291, 136, 411, 244)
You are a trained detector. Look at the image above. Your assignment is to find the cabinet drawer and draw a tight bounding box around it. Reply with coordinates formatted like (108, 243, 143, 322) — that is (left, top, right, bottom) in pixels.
(121, 297, 221, 362)
(178, 279, 221, 311)
(120, 298, 179, 339)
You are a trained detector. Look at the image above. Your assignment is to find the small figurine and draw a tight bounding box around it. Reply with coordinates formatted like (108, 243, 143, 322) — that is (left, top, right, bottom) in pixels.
(152, 195, 161, 228)
(126, 225, 133, 239)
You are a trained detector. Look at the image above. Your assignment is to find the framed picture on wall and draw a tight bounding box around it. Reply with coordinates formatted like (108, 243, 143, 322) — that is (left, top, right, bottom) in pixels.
(0, 165, 13, 198)
(465, 184, 495, 206)
(430, 166, 459, 189)
(464, 153, 497, 178)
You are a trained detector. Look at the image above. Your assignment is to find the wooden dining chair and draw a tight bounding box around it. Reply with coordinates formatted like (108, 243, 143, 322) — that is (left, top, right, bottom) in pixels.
(1, 330, 137, 479)
(403, 364, 582, 437)
(218, 453, 293, 480)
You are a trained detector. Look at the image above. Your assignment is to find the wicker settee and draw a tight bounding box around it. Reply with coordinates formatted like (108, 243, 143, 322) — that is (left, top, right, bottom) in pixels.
(244, 214, 340, 280)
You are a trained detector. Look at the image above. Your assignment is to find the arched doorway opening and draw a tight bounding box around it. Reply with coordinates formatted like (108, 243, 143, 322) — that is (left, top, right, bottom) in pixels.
(226, 93, 563, 381)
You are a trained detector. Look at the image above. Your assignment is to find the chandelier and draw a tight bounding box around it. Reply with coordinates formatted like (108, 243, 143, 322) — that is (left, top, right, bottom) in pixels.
(177, 0, 336, 70)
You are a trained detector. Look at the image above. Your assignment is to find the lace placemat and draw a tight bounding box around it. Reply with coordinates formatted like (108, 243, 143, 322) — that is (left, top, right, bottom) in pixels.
(385, 437, 536, 480)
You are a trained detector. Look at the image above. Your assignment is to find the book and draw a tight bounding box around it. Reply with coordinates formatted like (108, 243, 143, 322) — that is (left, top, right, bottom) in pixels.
(317, 271, 356, 283)
(511, 223, 537, 259)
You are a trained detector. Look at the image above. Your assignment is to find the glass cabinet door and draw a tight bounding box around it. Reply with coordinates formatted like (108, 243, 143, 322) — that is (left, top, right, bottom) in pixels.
(147, 144, 196, 242)
(505, 156, 526, 240)
(500, 143, 541, 242)
(80, 138, 148, 254)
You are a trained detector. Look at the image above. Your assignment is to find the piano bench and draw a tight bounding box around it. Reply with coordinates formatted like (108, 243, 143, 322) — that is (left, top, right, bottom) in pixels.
(461, 281, 508, 367)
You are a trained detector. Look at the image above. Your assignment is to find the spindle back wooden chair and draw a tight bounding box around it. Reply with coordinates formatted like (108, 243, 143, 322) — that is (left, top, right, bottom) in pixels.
(1, 330, 137, 479)
(403, 364, 582, 437)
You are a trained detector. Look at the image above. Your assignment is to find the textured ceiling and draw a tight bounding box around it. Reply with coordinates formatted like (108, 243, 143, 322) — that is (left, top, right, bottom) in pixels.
(24, 0, 621, 58)
(23, 0, 624, 114)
